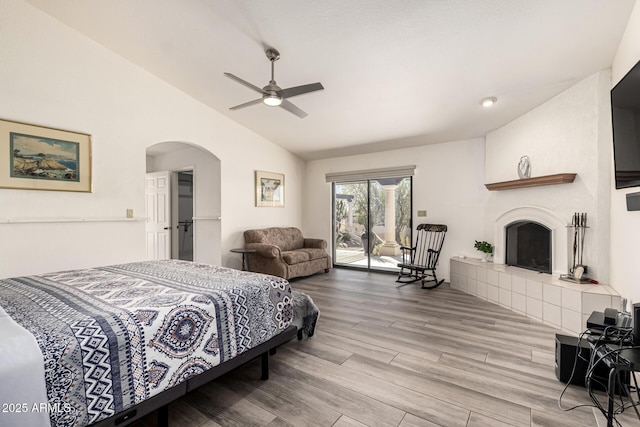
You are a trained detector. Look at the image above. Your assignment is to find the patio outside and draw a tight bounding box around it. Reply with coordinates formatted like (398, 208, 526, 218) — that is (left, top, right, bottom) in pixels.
(335, 247, 403, 271)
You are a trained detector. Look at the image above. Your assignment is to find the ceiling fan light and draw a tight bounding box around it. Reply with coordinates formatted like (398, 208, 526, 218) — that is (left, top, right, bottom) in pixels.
(263, 95, 282, 106)
(481, 97, 497, 107)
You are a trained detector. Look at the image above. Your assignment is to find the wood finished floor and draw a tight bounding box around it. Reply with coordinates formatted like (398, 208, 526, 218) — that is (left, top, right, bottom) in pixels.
(135, 268, 638, 427)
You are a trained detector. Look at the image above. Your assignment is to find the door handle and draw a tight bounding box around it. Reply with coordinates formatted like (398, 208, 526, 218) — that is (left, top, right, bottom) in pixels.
(163, 227, 171, 230)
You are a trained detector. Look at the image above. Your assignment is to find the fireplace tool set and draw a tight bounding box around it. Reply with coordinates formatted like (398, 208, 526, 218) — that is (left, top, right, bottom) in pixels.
(560, 212, 592, 284)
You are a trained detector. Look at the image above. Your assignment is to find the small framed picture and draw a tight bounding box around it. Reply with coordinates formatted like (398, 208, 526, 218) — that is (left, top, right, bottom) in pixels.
(255, 170, 284, 207)
(0, 118, 92, 192)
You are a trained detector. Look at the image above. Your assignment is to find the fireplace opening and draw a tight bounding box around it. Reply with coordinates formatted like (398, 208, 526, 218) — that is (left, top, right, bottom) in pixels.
(505, 221, 551, 274)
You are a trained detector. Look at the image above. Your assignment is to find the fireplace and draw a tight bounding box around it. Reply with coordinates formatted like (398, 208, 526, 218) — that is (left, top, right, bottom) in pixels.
(494, 206, 568, 276)
(505, 221, 551, 273)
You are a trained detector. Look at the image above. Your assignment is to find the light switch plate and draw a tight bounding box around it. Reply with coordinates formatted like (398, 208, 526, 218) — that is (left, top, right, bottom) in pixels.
(126, 209, 134, 218)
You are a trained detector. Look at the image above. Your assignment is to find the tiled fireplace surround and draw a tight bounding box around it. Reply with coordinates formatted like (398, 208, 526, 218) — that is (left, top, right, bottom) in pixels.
(449, 206, 620, 336)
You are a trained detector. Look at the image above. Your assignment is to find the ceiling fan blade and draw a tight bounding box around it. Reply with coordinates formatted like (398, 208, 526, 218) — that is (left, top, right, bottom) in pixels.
(224, 72, 267, 95)
(280, 99, 308, 118)
(229, 98, 263, 110)
(278, 82, 324, 99)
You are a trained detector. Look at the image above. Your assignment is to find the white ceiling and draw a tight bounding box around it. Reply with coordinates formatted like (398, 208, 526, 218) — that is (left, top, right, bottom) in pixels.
(26, 0, 636, 160)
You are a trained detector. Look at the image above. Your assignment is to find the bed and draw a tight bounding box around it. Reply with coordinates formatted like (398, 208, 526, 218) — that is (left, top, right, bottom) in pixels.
(0, 259, 296, 427)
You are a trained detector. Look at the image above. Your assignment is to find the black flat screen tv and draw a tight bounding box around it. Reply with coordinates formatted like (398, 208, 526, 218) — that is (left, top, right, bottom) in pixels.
(612, 59, 640, 189)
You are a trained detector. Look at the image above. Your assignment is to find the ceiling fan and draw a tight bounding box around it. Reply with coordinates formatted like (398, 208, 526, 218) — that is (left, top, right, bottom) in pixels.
(224, 48, 324, 118)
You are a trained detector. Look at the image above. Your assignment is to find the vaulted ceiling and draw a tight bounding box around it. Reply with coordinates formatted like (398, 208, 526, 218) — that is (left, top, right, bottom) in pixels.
(26, 0, 636, 160)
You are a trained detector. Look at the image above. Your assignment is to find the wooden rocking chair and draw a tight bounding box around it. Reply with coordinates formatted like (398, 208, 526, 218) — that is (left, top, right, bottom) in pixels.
(396, 224, 447, 289)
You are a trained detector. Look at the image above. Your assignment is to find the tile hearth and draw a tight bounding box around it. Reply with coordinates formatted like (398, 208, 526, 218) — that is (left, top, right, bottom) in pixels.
(450, 257, 620, 336)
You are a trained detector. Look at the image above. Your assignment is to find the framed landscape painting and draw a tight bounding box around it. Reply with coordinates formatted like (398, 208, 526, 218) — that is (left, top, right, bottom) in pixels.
(0, 118, 92, 192)
(255, 170, 284, 207)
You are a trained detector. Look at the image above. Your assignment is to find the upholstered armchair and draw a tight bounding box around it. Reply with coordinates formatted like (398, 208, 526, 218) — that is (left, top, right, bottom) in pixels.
(244, 227, 331, 280)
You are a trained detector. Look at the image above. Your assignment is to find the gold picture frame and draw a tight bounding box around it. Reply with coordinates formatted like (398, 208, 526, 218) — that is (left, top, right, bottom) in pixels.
(255, 170, 284, 207)
(0, 118, 92, 192)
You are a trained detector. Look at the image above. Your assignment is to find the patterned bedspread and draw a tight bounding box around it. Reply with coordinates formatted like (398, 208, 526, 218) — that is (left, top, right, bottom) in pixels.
(0, 260, 293, 427)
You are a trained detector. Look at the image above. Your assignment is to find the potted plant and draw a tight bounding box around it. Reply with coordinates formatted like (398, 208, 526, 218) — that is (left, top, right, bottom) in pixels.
(474, 240, 494, 262)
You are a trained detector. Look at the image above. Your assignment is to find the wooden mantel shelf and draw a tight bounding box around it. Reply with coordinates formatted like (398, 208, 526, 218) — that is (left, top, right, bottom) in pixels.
(485, 173, 577, 191)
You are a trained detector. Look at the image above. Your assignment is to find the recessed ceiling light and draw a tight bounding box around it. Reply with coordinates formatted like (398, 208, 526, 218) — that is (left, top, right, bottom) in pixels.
(481, 97, 497, 107)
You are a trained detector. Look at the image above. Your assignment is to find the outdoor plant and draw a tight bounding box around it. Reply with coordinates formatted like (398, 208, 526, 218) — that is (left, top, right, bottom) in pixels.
(474, 240, 494, 254)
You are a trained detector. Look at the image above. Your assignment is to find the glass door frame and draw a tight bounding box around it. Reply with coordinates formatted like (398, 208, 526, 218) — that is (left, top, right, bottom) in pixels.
(331, 176, 413, 273)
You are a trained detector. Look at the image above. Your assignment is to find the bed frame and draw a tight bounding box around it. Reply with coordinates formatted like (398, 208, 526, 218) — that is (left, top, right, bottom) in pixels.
(91, 325, 298, 427)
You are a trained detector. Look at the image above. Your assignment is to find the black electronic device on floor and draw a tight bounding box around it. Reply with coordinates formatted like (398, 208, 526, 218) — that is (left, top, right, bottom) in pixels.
(555, 334, 630, 393)
(558, 307, 640, 426)
(634, 303, 640, 345)
(555, 334, 590, 385)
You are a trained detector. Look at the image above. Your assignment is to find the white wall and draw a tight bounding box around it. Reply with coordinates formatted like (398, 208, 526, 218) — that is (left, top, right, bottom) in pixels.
(303, 138, 487, 281)
(0, 0, 304, 278)
(611, 1, 640, 305)
(484, 70, 612, 281)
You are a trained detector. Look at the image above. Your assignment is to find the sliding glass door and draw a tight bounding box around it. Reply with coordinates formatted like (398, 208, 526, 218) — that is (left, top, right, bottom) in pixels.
(333, 176, 412, 272)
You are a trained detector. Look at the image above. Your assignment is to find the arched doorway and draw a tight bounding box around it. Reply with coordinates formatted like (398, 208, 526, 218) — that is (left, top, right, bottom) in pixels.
(145, 142, 221, 265)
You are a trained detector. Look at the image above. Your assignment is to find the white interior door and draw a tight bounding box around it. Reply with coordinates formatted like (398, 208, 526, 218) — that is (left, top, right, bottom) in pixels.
(145, 171, 171, 260)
